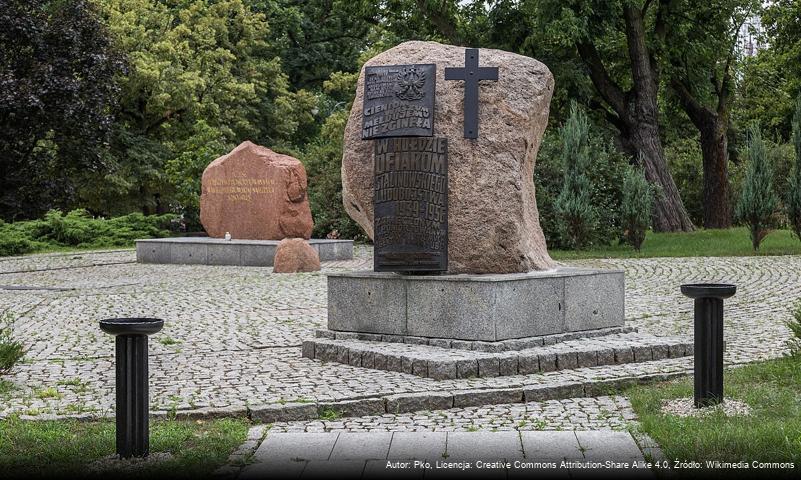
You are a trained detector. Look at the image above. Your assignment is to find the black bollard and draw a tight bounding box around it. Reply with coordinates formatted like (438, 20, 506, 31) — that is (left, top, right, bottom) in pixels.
(100, 318, 164, 458)
(680, 284, 736, 408)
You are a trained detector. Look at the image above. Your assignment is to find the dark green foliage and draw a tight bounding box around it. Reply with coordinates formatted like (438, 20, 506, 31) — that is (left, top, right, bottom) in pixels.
(789, 303, 801, 357)
(788, 95, 801, 241)
(164, 121, 232, 230)
(535, 123, 627, 250)
(736, 125, 780, 250)
(620, 163, 654, 251)
(0, 0, 125, 221)
(301, 111, 367, 241)
(0, 210, 175, 257)
(0, 314, 24, 375)
(554, 103, 598, 249)
(665, 139, 704, 225)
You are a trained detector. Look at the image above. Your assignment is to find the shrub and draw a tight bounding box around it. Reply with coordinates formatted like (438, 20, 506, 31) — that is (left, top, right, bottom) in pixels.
(620, 163, 654, 251)
(665, 138, 704, 225)
(736, 124, 779, 250)
(788, 303, 801, 357)
(554, 102, 598, 249)
(0, 314, 24, 375)
(535, 125, 627, 250)
(301, 109, 367, 240)
(0, 209, 175, 256)
(788, 95, 801, 241)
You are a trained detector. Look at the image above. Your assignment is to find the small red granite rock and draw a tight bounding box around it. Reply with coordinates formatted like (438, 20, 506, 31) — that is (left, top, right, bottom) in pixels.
(273, 238, 321, 273)
(200, 141, 313, 240)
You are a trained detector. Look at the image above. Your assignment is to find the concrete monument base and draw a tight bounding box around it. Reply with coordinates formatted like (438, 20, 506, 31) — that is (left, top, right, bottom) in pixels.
(136, 237, 353, 266)
(327, 268, 624, 341)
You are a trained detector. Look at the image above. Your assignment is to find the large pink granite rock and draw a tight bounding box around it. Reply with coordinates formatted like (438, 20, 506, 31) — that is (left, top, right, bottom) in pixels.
(200, 141, 313, 240)
(342, 41, 556, 273)
(273, 238, 321, 273)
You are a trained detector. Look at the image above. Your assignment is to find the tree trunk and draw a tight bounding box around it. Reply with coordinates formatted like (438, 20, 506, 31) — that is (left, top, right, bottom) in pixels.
(670, 79, 733, 229)
(630, 123, 696, 232)
(699, 118, 732, 228)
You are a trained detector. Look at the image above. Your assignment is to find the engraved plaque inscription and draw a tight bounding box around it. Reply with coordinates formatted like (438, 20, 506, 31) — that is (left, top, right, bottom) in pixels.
(374, 137, 448, 272)
(362, 64, 435, 139)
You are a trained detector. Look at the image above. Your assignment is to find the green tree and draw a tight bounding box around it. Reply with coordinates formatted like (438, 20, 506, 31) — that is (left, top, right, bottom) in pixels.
(736, 124, 779, 250)
(788, 95, 801, 241)
(665, 0, 759, 229)
(164, 121, 232, 229)
(621, 162, 654, 251)
(533, 0, 694, 232)
(248, 1, 375, 91)
(734, 1, 801, 140)
(555, 103, 597, 249)
(0, 0, 124, 221)
(93, 0, 308, 216)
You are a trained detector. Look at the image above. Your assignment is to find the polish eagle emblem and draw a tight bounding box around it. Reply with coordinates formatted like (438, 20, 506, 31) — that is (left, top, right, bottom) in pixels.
(394, 66, 427, 101)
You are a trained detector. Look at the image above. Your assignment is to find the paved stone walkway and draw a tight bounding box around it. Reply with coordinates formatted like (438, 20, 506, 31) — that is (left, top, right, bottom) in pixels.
(236, 430, 654, 479)
(0, 248, 797, 418)
(269, 396, 636, 433)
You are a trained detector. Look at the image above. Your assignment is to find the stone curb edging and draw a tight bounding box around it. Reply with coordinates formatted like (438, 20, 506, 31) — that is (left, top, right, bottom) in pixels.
(8, 369, 692, 424)
(315, 326, 638, 352)
(241, 369, 691, 423)
(302, 335, 693, 380)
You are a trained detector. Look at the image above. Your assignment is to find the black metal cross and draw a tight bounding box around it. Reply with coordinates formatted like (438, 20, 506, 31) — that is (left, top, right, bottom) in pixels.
(444, 48, 499, 139)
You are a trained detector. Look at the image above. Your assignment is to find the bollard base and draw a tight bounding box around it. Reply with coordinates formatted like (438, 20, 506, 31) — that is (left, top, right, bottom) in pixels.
(680, 284, 735, 409)
(116, 334, 150, 458)
(100, 318, 163, 459)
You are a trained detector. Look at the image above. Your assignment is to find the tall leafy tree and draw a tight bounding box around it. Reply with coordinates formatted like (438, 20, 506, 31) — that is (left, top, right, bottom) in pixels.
(0, 0, 124, 220)
(94, 0, 309, 215)
(664, 0, 758, 228)
(365, 0, 693, 232)
(533, 0, 694, 232)
(788, 95, 801, 241)
(248, 0, 375, 91)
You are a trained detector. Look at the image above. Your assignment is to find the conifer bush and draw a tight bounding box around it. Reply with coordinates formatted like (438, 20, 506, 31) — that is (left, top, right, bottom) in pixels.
(787, 95, 801, 242)
(736, 124, 779, 251)
(788, 303, 801, 357)
(555, 102, 597, 249)
(620, 163, 654, 251)
(0, 313, 24, 375)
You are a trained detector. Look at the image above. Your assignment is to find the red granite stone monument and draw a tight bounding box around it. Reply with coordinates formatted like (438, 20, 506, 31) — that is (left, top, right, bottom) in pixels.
(200, 141, 313, 240)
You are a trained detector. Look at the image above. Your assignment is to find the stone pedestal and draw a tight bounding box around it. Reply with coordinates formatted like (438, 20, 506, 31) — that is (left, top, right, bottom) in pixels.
(135, 237, 353, 267)
(327, 268, 624, 341)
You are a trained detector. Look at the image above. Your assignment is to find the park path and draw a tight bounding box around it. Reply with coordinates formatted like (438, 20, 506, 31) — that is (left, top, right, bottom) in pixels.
(0, 247, 797, 421)
(231, 430, 656, 479)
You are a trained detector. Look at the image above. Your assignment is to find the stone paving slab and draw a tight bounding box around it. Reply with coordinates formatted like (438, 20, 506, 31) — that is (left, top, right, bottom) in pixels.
(388, 432, 447, 459)
(237, 431, 652, 480)
(0, 248, 796, 419)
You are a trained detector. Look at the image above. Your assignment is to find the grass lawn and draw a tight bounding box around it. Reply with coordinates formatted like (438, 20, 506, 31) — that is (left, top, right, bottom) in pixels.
(627, 355, 801, 473)
(0, 416, 249, 478)
(551, 227, 801, 260)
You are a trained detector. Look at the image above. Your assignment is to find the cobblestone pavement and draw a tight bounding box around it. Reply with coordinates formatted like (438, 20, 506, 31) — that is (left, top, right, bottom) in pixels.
(268, 396, 637, 432)
(0, 248, 797, 418)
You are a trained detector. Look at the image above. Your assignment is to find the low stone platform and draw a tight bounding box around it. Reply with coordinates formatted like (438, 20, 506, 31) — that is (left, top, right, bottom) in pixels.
(314, 326, 637, 352)
(302, 331, 692, 380)
(328, 268, 624, 341)
(135, 237, 353, 266)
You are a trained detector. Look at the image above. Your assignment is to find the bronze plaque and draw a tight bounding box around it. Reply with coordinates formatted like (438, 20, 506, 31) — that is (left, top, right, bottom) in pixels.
(373, 137, 448, 272)
(362, 64, 435, 139)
